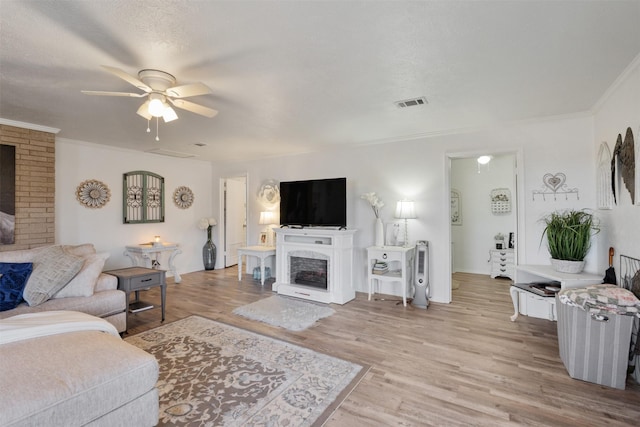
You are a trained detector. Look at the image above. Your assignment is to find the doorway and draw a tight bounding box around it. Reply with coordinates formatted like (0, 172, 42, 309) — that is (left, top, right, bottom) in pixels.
(447, 150, 524, 301)
(221, 176, 247, 267)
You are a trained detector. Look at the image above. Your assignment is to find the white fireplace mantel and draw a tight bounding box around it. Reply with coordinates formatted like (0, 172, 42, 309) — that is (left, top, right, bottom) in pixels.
(273, 228, 357, 304)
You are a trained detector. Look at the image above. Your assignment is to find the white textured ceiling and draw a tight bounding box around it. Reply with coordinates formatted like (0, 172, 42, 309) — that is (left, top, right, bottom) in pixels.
(1, 1, 639, 163)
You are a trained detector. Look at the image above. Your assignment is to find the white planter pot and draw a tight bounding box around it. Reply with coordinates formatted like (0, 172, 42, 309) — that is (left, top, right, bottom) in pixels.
(375, 218, 384, 246)
(550, 258, 585, 274)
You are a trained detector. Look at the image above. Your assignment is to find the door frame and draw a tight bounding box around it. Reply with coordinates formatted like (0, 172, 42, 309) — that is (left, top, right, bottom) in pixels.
(219, 174, 248, 268)
(445, 148, 525, 302)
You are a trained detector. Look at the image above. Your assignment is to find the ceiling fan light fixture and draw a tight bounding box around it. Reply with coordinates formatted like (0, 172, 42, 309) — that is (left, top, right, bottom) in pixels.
(477, 155, 492, 165)
(136, 100, 152, 120)
(163, 106, 178, 122)
(148, 94, 165, 117)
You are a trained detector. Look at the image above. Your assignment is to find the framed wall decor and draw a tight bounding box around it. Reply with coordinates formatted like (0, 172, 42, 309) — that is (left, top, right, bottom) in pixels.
(451, 189, 462, 225)
(123, 171, 165, 223)
(0, 144, 16, 244)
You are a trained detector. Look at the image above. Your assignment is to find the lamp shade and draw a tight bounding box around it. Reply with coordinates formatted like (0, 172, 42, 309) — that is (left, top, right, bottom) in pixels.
(395, 200, 416, 219)
(259, 211, 277, 225)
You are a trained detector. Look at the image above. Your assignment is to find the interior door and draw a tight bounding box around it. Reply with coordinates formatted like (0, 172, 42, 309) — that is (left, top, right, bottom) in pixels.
(224, 177, 246, 267)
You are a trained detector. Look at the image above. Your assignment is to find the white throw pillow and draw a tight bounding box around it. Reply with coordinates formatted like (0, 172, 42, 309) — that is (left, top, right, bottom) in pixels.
(52, 252, 110, 299)
(23, 246, 84, 306)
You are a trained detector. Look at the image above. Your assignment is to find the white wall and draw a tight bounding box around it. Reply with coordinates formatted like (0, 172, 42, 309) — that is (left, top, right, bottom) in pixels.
(451, 154, 516, 274)
(593, 55, 640, 276)
(214, 113, 597, 303)
(56, 139, 214, 277)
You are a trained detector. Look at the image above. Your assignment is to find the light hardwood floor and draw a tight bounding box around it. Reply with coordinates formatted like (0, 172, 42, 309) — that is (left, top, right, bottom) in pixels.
(126, 268, 640, 426)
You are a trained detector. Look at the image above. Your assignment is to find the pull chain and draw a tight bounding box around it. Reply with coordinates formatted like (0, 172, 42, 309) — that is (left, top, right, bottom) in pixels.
(155, 117, 160, 141)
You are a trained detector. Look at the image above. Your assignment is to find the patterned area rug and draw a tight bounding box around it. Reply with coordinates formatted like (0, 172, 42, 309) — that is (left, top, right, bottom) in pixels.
(125, 315, 365, 426)
(232, 295, 335, 331)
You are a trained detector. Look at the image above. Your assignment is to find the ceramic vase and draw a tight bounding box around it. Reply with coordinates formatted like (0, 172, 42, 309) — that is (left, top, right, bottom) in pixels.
(550, 258, 585, 274)
(375, 217, 384, 246)
(203, 225, 216, 270)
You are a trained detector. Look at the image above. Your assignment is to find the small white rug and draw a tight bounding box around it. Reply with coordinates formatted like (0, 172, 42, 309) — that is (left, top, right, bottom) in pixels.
(233, 295, 335, 331)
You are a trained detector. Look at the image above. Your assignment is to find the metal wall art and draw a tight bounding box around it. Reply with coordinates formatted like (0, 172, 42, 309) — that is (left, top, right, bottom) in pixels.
(532, 172, 579, 201)
(76, 179, 111, 209)
(173, 186, 194, 209)
(258, 179, 280, 208)
(597, 142, 614, 209)
(123, 171, 164, 223)
(611, 127, 635, 205)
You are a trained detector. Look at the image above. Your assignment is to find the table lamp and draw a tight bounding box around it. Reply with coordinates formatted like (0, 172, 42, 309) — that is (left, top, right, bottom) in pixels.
(259, 211, 277, 246)
(395, 200, 416, 247)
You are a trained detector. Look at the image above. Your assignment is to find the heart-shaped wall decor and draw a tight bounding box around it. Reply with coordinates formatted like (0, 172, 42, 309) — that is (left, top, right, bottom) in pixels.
(543, 173, 566, 192)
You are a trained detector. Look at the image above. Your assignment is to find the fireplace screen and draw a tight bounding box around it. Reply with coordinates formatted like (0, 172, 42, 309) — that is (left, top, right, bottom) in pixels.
(290, 256, 328, 289)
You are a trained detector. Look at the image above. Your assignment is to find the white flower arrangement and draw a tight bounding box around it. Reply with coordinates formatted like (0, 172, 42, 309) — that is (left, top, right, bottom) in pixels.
(361, 192, 384, 218)
(198, 217, 218, 230)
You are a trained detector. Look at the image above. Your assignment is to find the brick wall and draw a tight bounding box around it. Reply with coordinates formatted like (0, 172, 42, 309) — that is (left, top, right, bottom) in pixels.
(0, 124, 55, 251)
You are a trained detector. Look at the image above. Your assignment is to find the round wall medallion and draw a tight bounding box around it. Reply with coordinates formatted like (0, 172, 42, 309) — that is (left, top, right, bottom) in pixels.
(258, 179, 280, 208)
(173, 186, 194, 209)
(76, 179, 111, 209)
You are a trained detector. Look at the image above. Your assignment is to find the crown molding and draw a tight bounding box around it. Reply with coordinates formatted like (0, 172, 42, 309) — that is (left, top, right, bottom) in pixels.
(0, 118, 60, 134)
(591, 52, 640, 114)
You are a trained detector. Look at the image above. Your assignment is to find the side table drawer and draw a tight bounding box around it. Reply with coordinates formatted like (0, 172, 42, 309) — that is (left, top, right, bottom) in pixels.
(128, 273, 162, 291)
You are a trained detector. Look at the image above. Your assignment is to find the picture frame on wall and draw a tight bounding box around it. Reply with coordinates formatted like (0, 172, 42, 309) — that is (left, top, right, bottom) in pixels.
(259, 232, 268, 246)
(451, 189, 462, 226)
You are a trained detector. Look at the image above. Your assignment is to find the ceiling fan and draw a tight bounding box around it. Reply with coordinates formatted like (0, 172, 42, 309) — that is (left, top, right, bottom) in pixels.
(82, 66, 217, 139)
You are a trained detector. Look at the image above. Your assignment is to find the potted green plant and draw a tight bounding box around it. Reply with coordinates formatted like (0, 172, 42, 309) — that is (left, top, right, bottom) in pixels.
(541, 209, 599, 273)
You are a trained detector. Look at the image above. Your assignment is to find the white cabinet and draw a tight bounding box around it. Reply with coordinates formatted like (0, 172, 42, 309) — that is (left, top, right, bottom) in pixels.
(366, 246, 414, 306)
(489, 248, 514, 280)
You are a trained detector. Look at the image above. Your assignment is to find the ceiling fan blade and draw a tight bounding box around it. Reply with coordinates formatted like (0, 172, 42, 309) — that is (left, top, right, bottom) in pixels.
(168, 98, 218, 118)
(136, 100, 152, 120)
(102, 65, 152, 92)
(82, 90, 147, 97)
(165, 82, 212, 98)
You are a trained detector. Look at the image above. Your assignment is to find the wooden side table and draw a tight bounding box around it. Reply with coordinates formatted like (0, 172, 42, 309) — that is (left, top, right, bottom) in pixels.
(105, 267, 166, 328)
(124, 242, 182, 283)
(237, 245, 276, 286)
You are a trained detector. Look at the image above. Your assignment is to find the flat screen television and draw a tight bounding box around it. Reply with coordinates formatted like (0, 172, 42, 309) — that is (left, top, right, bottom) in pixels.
(279, 177, 347, 228)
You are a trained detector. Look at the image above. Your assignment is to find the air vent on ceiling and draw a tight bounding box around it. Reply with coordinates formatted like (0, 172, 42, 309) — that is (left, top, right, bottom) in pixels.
(395, 97, 428, 109)
(146, 148, 197, 158)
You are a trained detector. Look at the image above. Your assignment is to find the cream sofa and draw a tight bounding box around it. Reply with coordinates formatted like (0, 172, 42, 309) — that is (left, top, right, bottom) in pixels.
(0, 319, 159, 426)
(0, 246, 158, 426)
(0, 244, 127, 332)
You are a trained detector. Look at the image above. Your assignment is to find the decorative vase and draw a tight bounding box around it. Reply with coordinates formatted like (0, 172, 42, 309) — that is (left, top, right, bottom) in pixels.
(203, 225, 216, 270)
(550, 258, 585, 274)
(375, 217, 384, 246)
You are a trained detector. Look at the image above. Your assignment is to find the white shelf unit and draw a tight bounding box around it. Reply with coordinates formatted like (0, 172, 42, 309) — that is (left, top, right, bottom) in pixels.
(366, 246, 414, 307)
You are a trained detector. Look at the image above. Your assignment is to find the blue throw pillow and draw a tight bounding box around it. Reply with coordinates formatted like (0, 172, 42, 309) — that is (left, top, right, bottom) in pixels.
(0, 262, 33, 311)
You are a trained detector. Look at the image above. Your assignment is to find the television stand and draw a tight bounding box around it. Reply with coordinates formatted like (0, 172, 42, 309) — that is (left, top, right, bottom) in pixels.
(273, 228, 357, 304)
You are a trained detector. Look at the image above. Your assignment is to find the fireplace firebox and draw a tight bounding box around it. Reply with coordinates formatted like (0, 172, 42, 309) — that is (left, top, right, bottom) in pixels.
(291, 256, 328, 289)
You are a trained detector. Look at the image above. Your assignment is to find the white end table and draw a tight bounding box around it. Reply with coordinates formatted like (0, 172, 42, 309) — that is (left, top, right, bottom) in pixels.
(366, 246, 414, 306)
(124, 242, 182, 283)
(238, 245, 276, 286)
